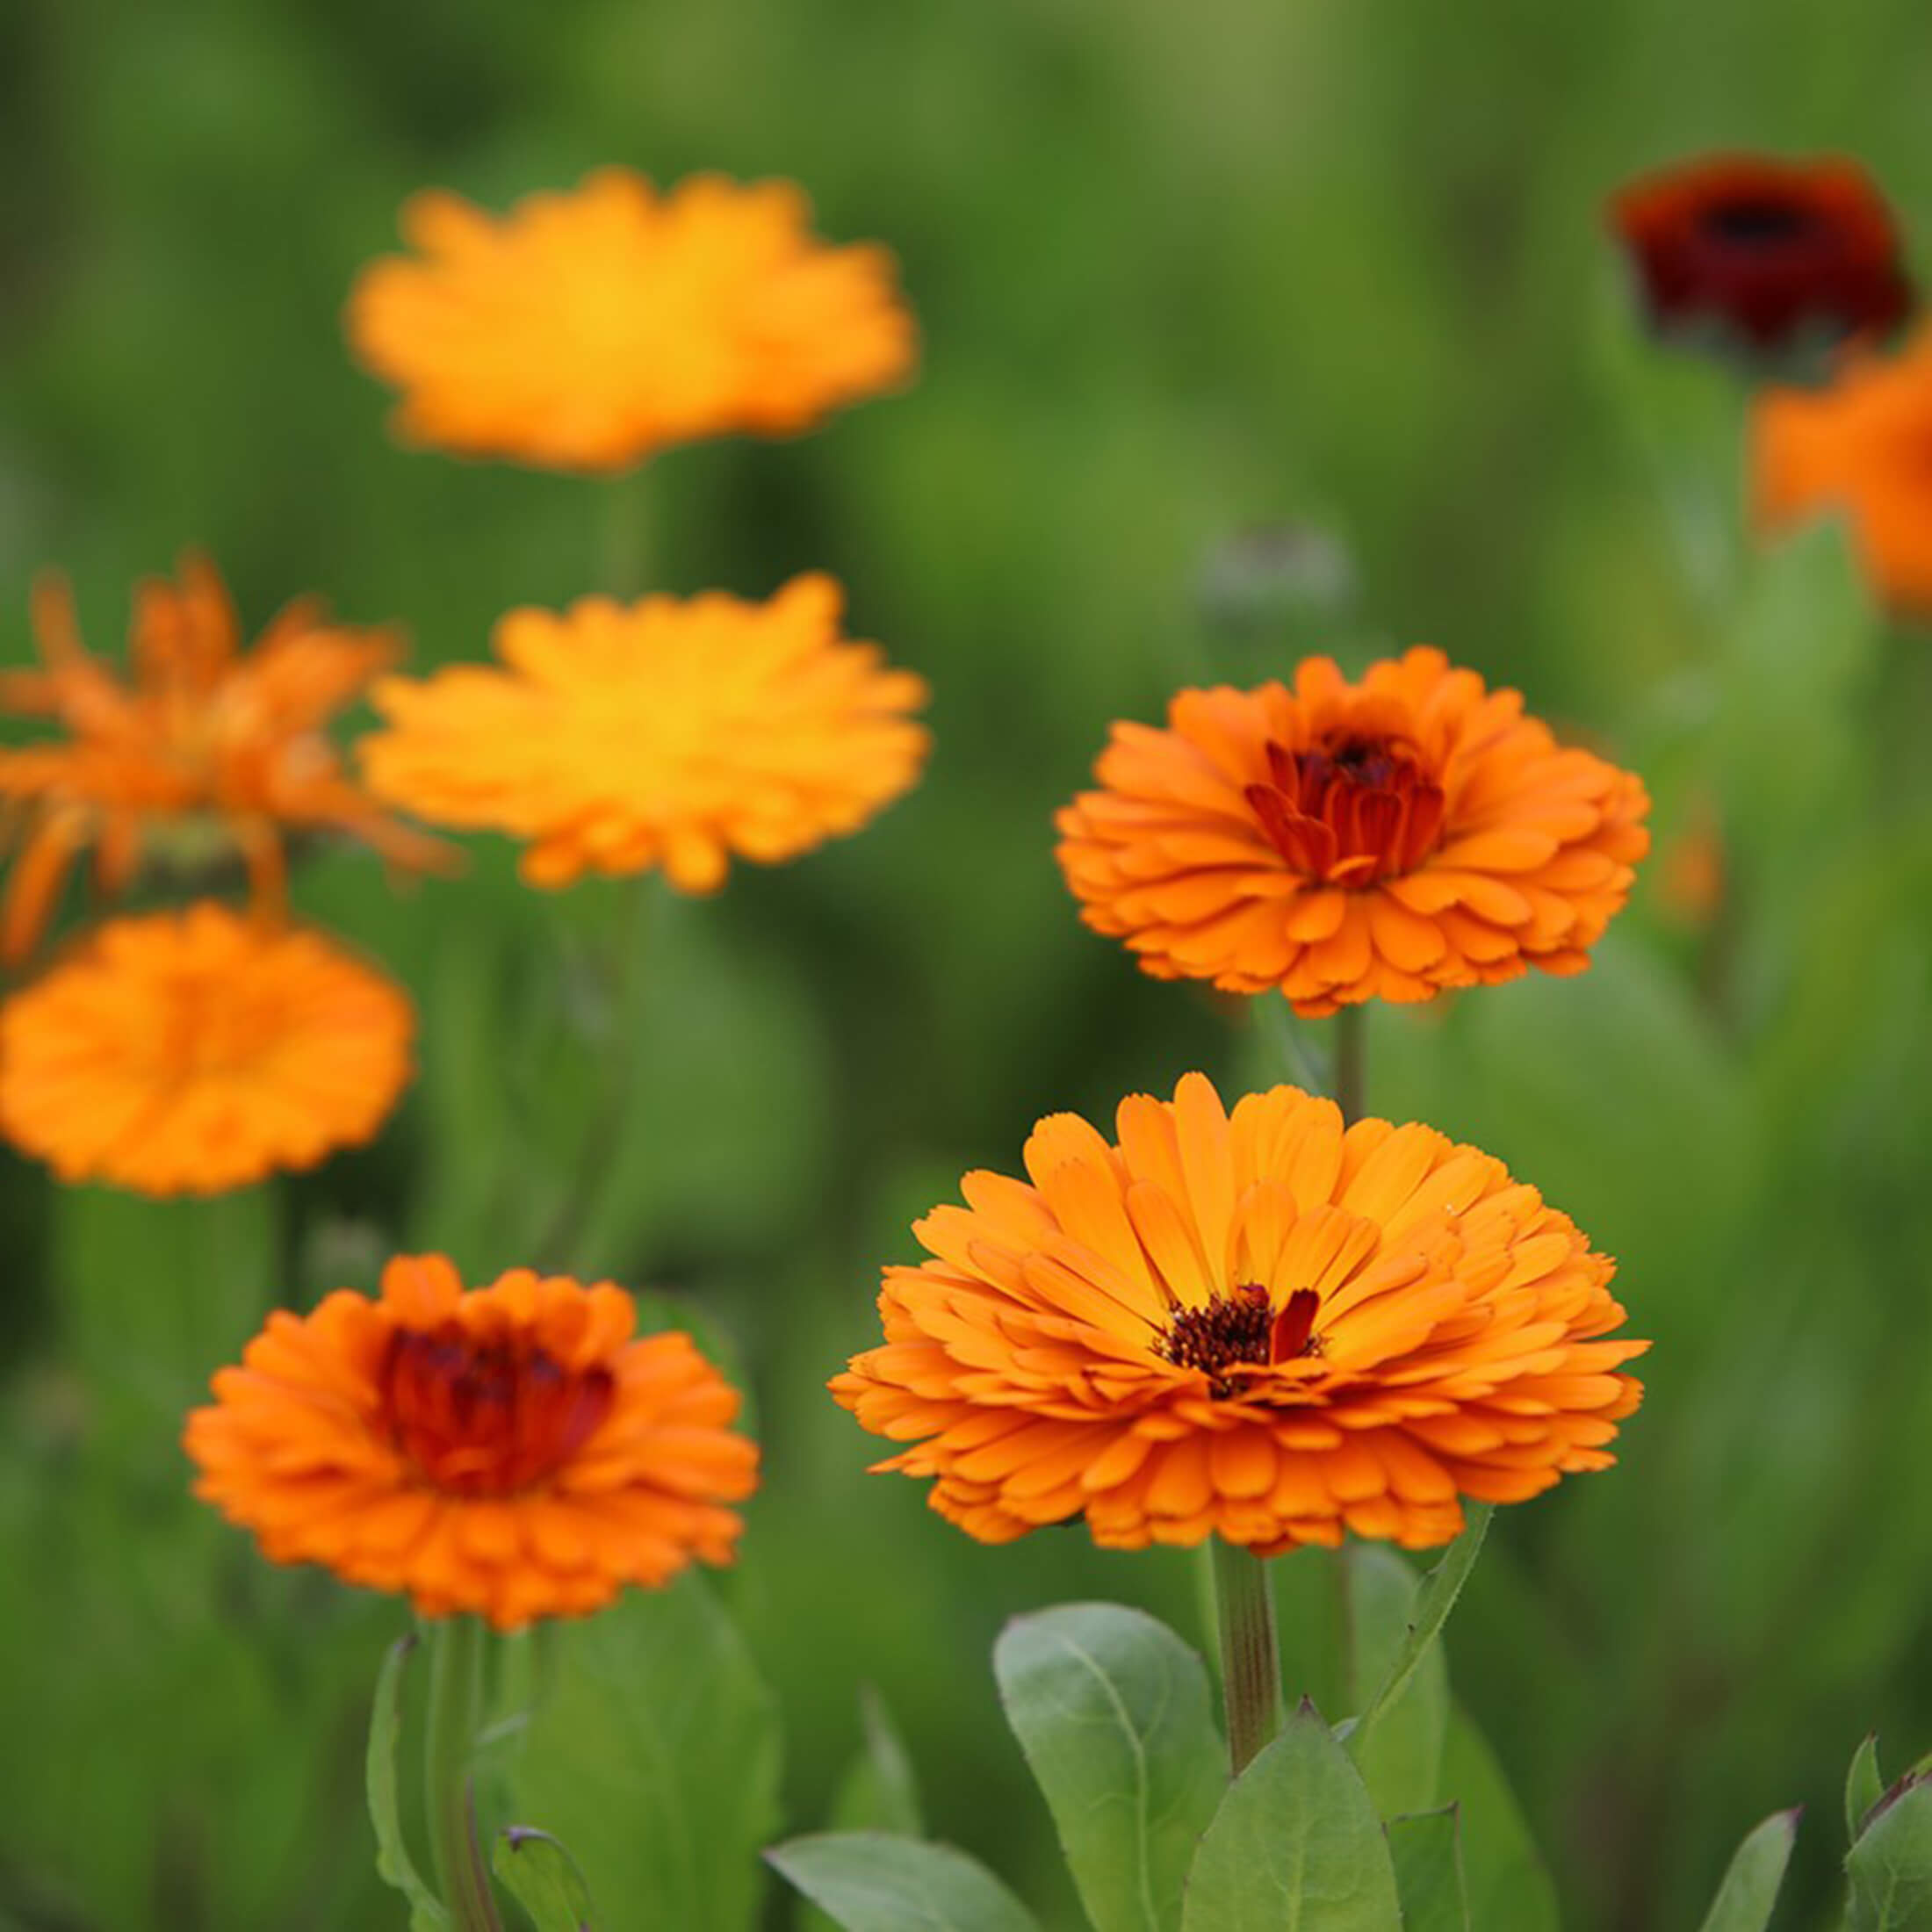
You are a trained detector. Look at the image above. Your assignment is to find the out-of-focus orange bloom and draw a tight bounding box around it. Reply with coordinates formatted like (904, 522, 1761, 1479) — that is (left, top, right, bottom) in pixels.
(0, 556, 451, 962)
(1753, 328, 1932, 616)
(359, 573, 928, 891)
(1056, 648, 1649, 1018)
(186, 1254, 759, 1629)
(1656, 802, 1727, 927)
(0, 902, 414, 1196)
(346, 169, 917, 472)
(833, 1072, 1646, 1554)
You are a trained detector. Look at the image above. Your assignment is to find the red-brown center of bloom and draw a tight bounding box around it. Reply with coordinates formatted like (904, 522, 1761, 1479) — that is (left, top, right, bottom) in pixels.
(1158, 1286, 1322, 1395)
(382, 1324, 615, 1496)
(1245, 728, 1446, 885)
(1701, 196, 1816, 247)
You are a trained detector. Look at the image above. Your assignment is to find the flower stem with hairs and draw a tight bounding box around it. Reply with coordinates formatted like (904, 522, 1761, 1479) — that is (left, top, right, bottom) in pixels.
(1331, 1002, 1366, 1123)
(423, 1615, 503, 1932)
(1211, 1538, 1282, 1778)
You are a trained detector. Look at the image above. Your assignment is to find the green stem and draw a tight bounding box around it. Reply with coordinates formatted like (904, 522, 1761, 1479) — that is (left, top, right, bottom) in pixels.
(1331, 1002, 1366, 1123)
(601, 466, 655, 599)
(423, 1616, 502, 1932)
(1211, 1539, 1282, 1778)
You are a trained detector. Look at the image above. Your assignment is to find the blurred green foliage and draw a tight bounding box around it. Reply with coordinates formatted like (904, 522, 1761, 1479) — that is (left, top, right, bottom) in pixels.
(5, 0, 1932, 1926)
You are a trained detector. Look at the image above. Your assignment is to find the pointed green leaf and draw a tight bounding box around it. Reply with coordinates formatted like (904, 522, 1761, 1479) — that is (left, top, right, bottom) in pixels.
(829, 1687, 926, 1838)
(1388, 1808, 1470, 1932)
(766, 1833, 1041, 1932)
(1181, 1702, 1402, 1931)
(1848, 1738, 1885, 1841)
(1440, 1712, 1559, 1932)
(994, 1603, 1224, 1932)
(1849, 1774, 1932, 1930)
(366, 1636, 451, 1931)
(1341, 1546, 1449, 1818)
(493, 1828, 596, 1931)
(1697, 1810, 1799, 1932)
(509, 1572, 779, 1932)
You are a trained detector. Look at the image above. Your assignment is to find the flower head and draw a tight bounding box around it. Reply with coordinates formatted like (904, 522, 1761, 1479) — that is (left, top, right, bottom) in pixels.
(185, 1255, 758, 1628)
(833, 1073, 1646, 1554)
(1055, 649, 1648, 1017)
(359, 573, 928, 891)
(1752, 326, 1932, 616)
(346, 169, 917, 472)
(1609, 153, 1912, 368)
(0, 903, 414, 1195)
(0, 555, 450, 962)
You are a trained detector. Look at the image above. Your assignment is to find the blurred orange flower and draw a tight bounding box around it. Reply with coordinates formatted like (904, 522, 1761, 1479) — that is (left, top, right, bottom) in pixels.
(1753, 328, 1932, 616)
(833, 1072, 1646, 1554)
(0, 903, 414, 1195)
(1056, 648, 1649, 1017)
(186, 1254, 758, 1629)
(346, 169, 917, 471)
(0, 555, 450, 962)
(360, 573, 929, 891)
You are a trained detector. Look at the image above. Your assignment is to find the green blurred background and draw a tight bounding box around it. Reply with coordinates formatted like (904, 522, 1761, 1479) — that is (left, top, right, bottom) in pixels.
(5, 1, 1932, 1926)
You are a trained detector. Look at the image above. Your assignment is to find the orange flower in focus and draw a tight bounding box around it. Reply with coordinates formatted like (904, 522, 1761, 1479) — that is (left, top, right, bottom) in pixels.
(346, 169, 917, 471)
(359, 573, 929, 890)
(0, 903, 414, 1195)
(185, 1255, 758, 1629)
(1056, 649, 1649, 1017)
(1753, 328, 1932, 616)
(833, 1072, 1646, 1554)
(0, 555, 450, 962)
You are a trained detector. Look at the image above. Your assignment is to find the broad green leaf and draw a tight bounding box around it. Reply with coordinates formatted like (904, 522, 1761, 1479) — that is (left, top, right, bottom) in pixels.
(366, 1636, 451, 1930)
(1388, 1808, 1470, 1932)
(1848, 1738, 1885, 1841)
(994, 1603, 1224, 1932)
(1696, 1810, 1799, 1932)
(1339, 1546, 1448, 1819)
(829, 1686, 926, 1838)
(1181, 1702, 1402, 1932)
(766, 1833, 1041, 1932)
(509, 1571, 780, 1932)
(493, 1828, 596, 1931)
(1849, 1775, 1932, 1931)
(1439, 1712, 1559, 1932)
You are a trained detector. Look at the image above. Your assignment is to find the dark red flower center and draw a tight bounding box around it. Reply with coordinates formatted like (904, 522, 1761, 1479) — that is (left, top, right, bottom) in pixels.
(1245, 730, 1446, 885)
(382, 1324, 615, 1496)
(1701, 196, 1816, 247)
(1158, 1286, 1322, 1395)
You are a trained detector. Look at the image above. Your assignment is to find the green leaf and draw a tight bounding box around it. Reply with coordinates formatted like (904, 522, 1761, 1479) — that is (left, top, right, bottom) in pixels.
(1696, 1810, 1799, 1932)
(1343, 1508, 1489, 1768)
(829, 1686, 926, 1838)
(1849, 1774, 1932, 1931)
(1439, 1712, 1559, 1932)
(508, 1571, 780, 1932)
(1339, 1546, 1449, 1819)
(766, 1833, 1041, 1932)
(493, 1828, 596, 1931)
(1848, 1738, 1885, 1841)
(993, 1603, 1224, 1932)
(366, 1636, 451, 1931)
(1388, 1808, 1470, 1932)
(1180, 1702, 1402, 1931)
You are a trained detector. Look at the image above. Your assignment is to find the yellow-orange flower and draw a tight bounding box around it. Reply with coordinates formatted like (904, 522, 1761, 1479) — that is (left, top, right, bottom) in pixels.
(1055, 648, 1649, 1017)
(359, 573, 928, 890)
(0, 903, 413, 1196)
(346, 169, 917, 471)
(833, 1072, 1645, 1554)
(1753, 327, 1932, 616)
(185, 1254, 759, 1629)
(0, 555, 450, 962)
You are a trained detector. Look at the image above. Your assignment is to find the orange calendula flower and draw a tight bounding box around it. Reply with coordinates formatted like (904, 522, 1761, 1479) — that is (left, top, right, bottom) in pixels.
(1055, 648, 1649, 1017)
(833, 1072, 1646, 1554)
(1753, 327, 1932, 616)
(346, 169, 917, 471)
(0, 555, 450, 962)
(0, 902, 413, 1196)
(185, 1255, 758, 1629)
(359, 573, 929, 891)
